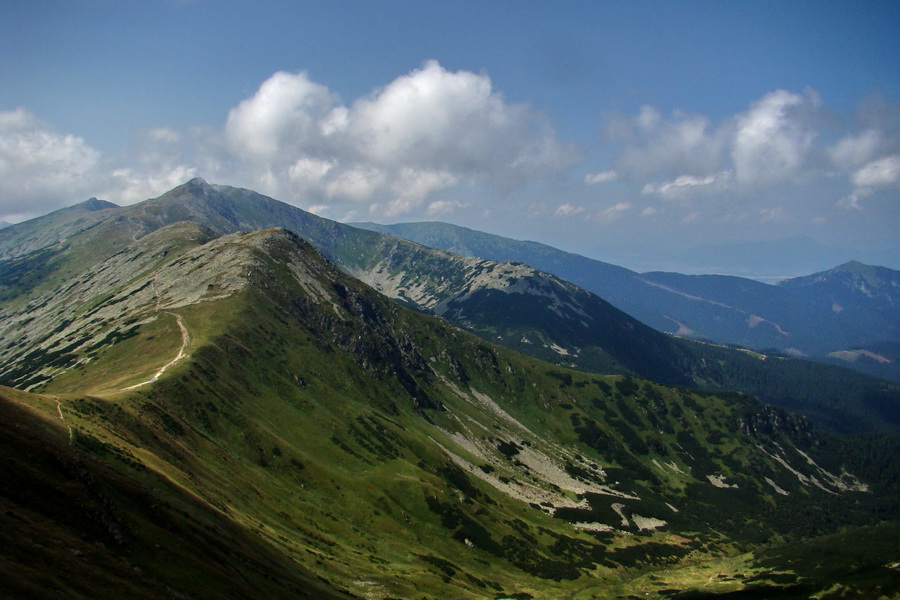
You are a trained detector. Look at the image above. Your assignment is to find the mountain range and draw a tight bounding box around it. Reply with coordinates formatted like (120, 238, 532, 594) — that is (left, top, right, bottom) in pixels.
(1, 179, 899, 598)
(3, 179, 899, 435)
(355, 221, 900, 382)
(620, 235, 894, 280)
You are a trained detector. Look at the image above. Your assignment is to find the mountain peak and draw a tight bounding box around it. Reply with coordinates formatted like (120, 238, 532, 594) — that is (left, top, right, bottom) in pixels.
(835, 260, 867, 271)
(780, 259, 899, 310)
(178, 177, 214, 194)
(824, 260, 892, 285)
(783, 260, 892, 284)
(164, 177, 213, 196)
(79, 197, 119, 211)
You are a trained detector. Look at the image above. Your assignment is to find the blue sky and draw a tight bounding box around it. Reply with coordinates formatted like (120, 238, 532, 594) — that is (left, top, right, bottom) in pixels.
(2, 1, 898, 275)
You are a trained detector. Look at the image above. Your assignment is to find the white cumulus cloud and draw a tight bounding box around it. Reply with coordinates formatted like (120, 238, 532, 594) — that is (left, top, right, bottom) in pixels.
(731, 89, 819, 186)
(216, 61, 576, 216)
(324, 165, 385, 202)
(108, 165, 199, 205)
(585, 170, 617, 184)
(836, 152, 900, 210)
(555, 203, 585, 217)
(0, 64, 575, 221)
(605, 88, 823, 200)
(594, 202, 632, 222)
(306, 204, 330, 216)
(642, 172, 730, 200)
(347, 60, 575, 179)
(608, 106, 726, 180)
(288, 157, 336, 189)
(0, 108, 102, 215)
(225, 70, 339, 162)
(427, 199, 468, 217)
(828, 129, 882, 169)
(0, 108, 200, 218)
(852, 154, 900, 188)
(390, 168, 459, 207)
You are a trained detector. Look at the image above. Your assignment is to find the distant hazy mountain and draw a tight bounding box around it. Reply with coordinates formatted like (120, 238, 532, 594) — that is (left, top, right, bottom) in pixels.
(355, 221, 900, 377)
(596, 235, 900, 279)
(1, 193, 898, 598)
(780, 260, 900, 312)
(662, 236, 850, 278)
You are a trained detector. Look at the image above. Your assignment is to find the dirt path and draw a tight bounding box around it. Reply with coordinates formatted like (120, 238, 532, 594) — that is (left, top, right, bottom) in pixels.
(54, 395, 73, 444)
(122, 311, 190, 391)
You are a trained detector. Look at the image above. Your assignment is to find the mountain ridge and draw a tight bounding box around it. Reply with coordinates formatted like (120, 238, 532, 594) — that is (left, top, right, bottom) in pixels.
(1, 214, 897, 598)
(3, 179, 899, 435)
(355, 220, 900, 377)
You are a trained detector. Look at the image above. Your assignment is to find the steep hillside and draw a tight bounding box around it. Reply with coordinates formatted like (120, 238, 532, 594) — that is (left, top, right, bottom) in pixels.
(1, 223, 897, 599)
(353, 220, 653, 321)
(343, 235, 693, 387)
(346, 220, 900, 434)
(0, 385, 348, 600)
(355, 221, 900, 364)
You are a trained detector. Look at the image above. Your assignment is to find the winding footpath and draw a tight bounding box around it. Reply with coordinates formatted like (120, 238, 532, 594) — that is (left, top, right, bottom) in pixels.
(54, 395, 73, 444)
(122, 311, 190, 391)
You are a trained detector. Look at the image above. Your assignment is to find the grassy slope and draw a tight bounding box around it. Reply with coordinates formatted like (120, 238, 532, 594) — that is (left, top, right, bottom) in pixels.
(350, 221, 900, 435)
(2, 228, 896, 599)
(0, 385, 350, 600)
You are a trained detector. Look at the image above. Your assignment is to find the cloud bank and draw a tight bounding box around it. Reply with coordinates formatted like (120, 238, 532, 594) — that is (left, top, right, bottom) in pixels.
(0, 108, 102, 218)
(222, 61, 576, 215)
(590, 88, 900, 235)
(0, 61, 575, 221)
(0, 63, 897, 243)
(607, 89, 823, 195)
